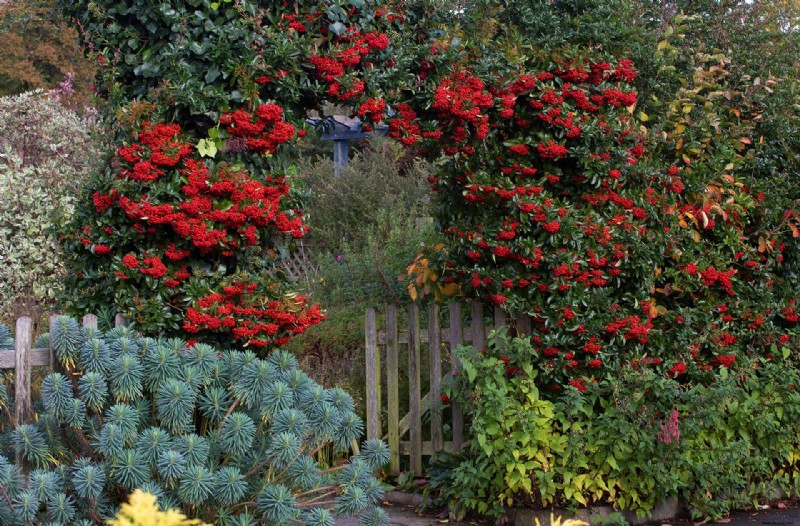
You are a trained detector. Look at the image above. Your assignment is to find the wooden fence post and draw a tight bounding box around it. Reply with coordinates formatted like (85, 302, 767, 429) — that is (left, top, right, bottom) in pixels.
(449, 302, 464, 448)
(471, 301, 486, 351)
(83, 314, 98, 330)
(14, 317, 33, 428)
(385, 304, 400, 476)
(48, 314, 59, 372)
(407, 303, 423, 474)
(364, 308, 381, 441)
(428, 302, 444, 453)
(493, 305, 507, 330)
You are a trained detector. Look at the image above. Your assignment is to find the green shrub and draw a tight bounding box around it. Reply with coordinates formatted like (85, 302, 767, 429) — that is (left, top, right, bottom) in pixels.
(299, 139, 431, 255)
(430, 331, 800, 521)
(0, 90, 104, 322)
(288, 142, 436, 395)
(0, 317, 389, 525)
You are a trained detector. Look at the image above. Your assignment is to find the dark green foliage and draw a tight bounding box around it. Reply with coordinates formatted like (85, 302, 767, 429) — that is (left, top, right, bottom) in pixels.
(0, 319, 387, 524)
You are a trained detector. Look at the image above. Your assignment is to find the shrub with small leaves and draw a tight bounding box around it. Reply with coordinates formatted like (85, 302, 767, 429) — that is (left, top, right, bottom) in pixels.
(0, 319, 387, 525)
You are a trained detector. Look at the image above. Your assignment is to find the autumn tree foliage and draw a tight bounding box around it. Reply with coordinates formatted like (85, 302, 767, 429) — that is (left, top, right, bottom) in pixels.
(0, 1, 94, 100)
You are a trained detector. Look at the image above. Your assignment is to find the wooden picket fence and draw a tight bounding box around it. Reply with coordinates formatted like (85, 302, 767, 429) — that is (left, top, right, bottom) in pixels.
(0, 313, 128, 431)
(365, 301, 532, 476)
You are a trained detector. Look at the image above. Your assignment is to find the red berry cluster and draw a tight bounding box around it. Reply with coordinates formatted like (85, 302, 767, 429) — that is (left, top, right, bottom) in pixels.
(75, 106, 320, 346)
(218, 104, 296, 154)
(184, 281, 326, 348)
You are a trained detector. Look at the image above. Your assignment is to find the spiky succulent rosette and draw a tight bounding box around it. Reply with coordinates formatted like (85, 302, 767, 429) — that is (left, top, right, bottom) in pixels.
(0, 319, 388, 525)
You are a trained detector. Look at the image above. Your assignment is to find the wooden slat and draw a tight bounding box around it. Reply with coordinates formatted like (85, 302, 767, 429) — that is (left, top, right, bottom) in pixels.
(395, 370, 453, 438)
(15, 317, 33, 427)
(385, 304, 400, 476)
(49, 314, 60, 371)
(449, 302, 464, 448)
(83, 314, 98, 330)
(399, 440, 459, 456)
(364, 308, 381, 441)
(516, 313, 532, 337)
(0, 349, 50, 369)
(428, 302, 444, 453)
(407, 304, 423, 474)
(471, 301, 486, 351)
(377, 327, 477, 345)
(493, 305, 507, 330)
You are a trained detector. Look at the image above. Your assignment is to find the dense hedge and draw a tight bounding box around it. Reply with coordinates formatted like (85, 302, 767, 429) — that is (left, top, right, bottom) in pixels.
(0, 89, 103, 322)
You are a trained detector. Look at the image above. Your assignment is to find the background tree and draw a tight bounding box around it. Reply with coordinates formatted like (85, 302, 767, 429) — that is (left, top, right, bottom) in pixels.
(0, 0, 95, 101)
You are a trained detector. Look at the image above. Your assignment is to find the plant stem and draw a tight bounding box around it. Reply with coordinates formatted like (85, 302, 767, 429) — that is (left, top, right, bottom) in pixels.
(293, 485, 333, 498)
(218, 399, 239, 430)
(317, 464, 348, 474)
(0, 484, 13, 510)
(299, 490, 338, 506)
(296, 500, 336, 508)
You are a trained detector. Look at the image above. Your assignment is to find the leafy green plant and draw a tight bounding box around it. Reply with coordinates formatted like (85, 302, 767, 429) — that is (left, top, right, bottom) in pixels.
(431, 331, 800, 521)
(0, 89, 104, 322)
(0, 317, 389, 525)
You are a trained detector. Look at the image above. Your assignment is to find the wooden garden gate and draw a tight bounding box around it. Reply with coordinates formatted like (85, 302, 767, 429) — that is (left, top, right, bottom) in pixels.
(364, 301, 532, 476)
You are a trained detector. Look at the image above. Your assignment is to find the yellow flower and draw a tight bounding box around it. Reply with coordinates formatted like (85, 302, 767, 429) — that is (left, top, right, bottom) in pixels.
(107, 490, 211, 526)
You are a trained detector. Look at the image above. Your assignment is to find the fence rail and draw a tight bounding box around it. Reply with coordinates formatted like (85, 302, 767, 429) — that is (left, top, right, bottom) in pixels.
(365, 300, 532, 476)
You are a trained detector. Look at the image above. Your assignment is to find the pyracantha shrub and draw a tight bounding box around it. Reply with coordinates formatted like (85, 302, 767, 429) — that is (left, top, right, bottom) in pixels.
(394, 35, 799, 390)
(62, 108, 324, 349)
(0, 318, 389, 525)
(58, 0, 407, 348)
(394, 53, 670, 389)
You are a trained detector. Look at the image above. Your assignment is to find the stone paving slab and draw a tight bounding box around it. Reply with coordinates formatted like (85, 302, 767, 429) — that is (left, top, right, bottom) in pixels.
(335, 504, 483, 526)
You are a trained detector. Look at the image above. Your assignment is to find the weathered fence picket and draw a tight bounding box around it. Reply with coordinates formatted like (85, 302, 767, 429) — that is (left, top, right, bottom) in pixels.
(365, 300, 530, 476)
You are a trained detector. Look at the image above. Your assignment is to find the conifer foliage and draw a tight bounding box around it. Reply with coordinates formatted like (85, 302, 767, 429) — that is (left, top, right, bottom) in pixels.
(0, 320, 389, 525)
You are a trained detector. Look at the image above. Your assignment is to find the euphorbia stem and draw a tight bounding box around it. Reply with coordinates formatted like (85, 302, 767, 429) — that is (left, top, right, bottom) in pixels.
(245, 458, 272, 478)
(297, 500, 335, 508)
(0, 484, 13, 510)
(300, 490, 339, 506)
(293, 485, 333, 498)
(218, 399, 239, 430)
(317, 464, 348, 474)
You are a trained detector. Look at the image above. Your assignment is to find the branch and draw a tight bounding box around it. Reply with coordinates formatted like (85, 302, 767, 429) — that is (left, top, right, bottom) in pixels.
(0, 484, 13, 510)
